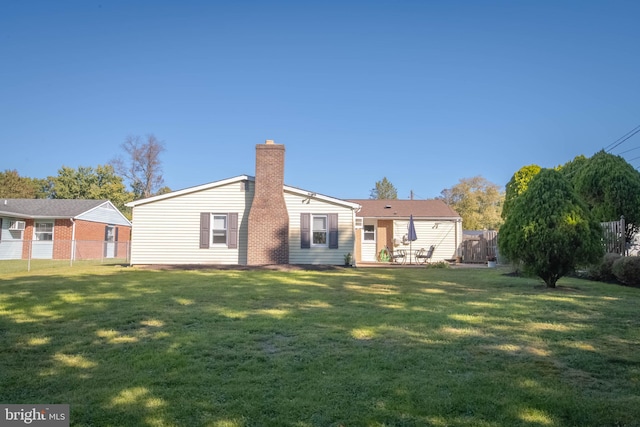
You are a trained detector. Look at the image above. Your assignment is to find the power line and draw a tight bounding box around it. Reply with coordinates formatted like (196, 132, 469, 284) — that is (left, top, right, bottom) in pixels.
(615, 146, 640, 155)
(604, 124, 640, 152)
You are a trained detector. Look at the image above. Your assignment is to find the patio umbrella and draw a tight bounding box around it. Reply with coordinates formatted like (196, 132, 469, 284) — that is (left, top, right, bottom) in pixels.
(407, 214, 418, 264)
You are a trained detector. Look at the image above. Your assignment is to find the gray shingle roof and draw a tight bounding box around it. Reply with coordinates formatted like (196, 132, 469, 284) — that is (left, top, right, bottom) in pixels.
(0, 199, 107, 219)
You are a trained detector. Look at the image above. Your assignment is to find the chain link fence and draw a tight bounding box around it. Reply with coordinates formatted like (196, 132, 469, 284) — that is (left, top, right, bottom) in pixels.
(0, 240, 130, 273)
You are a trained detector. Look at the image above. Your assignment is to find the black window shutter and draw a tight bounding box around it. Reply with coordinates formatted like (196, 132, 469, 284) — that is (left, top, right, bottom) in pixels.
(328, 213, 339, 249)
(114, 227, 119, 257)
(103, 225, 109, 257)
(200, 213, 210, 249)
(228, 213, 238, 249)
(300, 213, 310, 249)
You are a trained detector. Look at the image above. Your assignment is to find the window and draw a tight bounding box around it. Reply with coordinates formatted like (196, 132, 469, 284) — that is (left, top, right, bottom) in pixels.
(312, 215, 327, 246)
(212, 214, 227, 245)
(301, 213, 338, 249)
(35, 222, 53, 241)
(200, 212, 238, 249)
(105, 225, 115, 242)
(363, 224, 375, 241)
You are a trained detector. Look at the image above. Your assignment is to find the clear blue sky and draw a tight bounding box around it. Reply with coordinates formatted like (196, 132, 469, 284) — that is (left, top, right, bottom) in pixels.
(2, 1, 639, 200)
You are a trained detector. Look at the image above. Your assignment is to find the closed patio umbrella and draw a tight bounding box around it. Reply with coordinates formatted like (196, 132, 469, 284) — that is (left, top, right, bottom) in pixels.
(408, 214, 418, 264)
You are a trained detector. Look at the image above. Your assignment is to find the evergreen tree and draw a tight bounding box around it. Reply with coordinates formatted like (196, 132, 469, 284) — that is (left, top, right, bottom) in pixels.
(370, 177, 398, 199)
(499, 169, 603, 288)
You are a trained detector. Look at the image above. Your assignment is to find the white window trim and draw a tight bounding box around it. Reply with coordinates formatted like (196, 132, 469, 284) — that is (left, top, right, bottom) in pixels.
(34, 221, 54, 241)
(311, 214, 328, 247)
(363, 224, 375, 242)
(211, 214, 228, 246)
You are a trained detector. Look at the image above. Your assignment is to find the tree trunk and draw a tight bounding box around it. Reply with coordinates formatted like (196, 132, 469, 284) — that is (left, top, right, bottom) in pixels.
(543, 274, 558, 288)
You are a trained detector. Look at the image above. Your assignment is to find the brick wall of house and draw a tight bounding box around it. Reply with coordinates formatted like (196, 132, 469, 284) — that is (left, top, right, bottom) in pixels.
(53, 219, 73, 259)
(247, 140, 290, 265)
(73, 220, 131, 260)
(21, 219, 34, 259)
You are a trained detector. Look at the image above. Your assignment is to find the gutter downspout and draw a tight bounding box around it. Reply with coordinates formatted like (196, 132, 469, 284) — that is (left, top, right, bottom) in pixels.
(352, 206, 361, 267)
(70, 218, 76, 266)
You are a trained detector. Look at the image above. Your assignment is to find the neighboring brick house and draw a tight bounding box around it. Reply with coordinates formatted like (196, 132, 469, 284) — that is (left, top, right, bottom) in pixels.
(127, 141, 361, 265)
(0, 199, 131, 260)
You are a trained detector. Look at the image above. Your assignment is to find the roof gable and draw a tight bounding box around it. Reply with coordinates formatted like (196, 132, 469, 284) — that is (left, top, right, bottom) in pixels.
(0, 199, 131, 225)
(126, 175, 252, 207)
(126, 175, 361, 210)
(348, 199, 460, 219)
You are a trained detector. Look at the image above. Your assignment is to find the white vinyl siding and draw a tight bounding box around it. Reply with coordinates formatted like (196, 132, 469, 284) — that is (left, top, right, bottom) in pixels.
(76, 202, 131, 226)
(0, 217, 24, 260)
(129, 181, 253, 265)
(286, 191, 356, 265)
(391, 219, 460, 262)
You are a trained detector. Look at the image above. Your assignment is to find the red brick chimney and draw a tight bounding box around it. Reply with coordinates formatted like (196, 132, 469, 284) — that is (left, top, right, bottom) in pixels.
(247, 140, 289, 265)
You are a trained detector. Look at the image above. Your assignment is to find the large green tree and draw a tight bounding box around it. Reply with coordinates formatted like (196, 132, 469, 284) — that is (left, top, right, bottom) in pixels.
(502, 165, 541, 220)
(370, 177, 398, 199)
(45, 165, 133, 214)
(440, 176, 504, 230)
(0, 169, 46, 198)
(498, 168, 603, 288)
(566, 151, 640, 242)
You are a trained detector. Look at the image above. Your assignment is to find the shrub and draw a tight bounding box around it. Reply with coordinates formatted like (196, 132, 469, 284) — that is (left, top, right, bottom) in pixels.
(587, 253, 622, 281)
(612, 256, 640, 286)
(425, 261, 450, 269)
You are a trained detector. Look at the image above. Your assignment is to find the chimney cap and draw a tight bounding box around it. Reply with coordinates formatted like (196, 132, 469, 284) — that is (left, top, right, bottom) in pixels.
(265, 139, 275, 145)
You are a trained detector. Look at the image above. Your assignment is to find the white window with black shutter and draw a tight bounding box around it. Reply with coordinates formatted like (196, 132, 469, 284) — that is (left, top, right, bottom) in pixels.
(301, 213, 338, 249)
(200, 213, 238, 249)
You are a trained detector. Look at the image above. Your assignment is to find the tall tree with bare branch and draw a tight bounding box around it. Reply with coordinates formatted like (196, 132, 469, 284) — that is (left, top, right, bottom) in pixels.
(111, 134, 166, 199)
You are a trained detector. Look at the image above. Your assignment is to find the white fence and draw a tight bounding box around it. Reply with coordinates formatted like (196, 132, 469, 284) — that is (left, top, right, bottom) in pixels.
(0, 240, 130, 273)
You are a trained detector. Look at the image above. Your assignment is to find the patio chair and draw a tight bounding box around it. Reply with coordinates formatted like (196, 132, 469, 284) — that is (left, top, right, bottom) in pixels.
(415, 245, 435, 265)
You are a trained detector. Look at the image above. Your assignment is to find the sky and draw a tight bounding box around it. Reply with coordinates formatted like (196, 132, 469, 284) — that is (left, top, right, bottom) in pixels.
(1, 0, 639, 200)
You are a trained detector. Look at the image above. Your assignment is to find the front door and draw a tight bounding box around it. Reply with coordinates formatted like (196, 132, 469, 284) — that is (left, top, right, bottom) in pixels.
(104, 225, 116, 258)
(361, 220, 377, 262)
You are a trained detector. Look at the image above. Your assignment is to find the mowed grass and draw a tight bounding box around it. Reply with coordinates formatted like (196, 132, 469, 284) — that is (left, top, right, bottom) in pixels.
(1, 264, 640, 427)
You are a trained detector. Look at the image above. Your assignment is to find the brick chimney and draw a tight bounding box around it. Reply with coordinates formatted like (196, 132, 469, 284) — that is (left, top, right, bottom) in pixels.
(247, 140, 289, 265)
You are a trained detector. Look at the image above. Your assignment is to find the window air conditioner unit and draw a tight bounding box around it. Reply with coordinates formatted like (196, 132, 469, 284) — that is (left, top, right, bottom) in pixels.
(9, 220, 26, 231)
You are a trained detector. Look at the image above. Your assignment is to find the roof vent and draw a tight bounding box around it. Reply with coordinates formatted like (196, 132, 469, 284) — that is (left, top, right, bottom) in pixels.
(384, 205, 392, 209)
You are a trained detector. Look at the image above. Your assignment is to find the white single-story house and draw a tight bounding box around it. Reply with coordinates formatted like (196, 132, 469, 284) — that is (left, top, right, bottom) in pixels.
(126, 140, 463, 266)
(126, 141, 360, 265)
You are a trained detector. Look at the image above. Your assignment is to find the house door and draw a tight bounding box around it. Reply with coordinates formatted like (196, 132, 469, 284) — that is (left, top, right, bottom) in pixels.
(361, 220, 377, 262)
(32, 221, 54, 259)
(103, 225, 117, 258)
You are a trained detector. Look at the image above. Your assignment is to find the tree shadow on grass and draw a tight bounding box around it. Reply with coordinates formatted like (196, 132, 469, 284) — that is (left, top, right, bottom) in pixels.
(0, 267, 638, 426)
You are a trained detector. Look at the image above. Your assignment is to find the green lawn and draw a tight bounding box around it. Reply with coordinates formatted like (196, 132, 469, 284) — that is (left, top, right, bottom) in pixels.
(1, 264, 639, 427)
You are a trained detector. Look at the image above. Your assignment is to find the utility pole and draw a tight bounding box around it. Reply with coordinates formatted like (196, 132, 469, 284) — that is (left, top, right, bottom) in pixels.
(410, 190, 414, 200)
